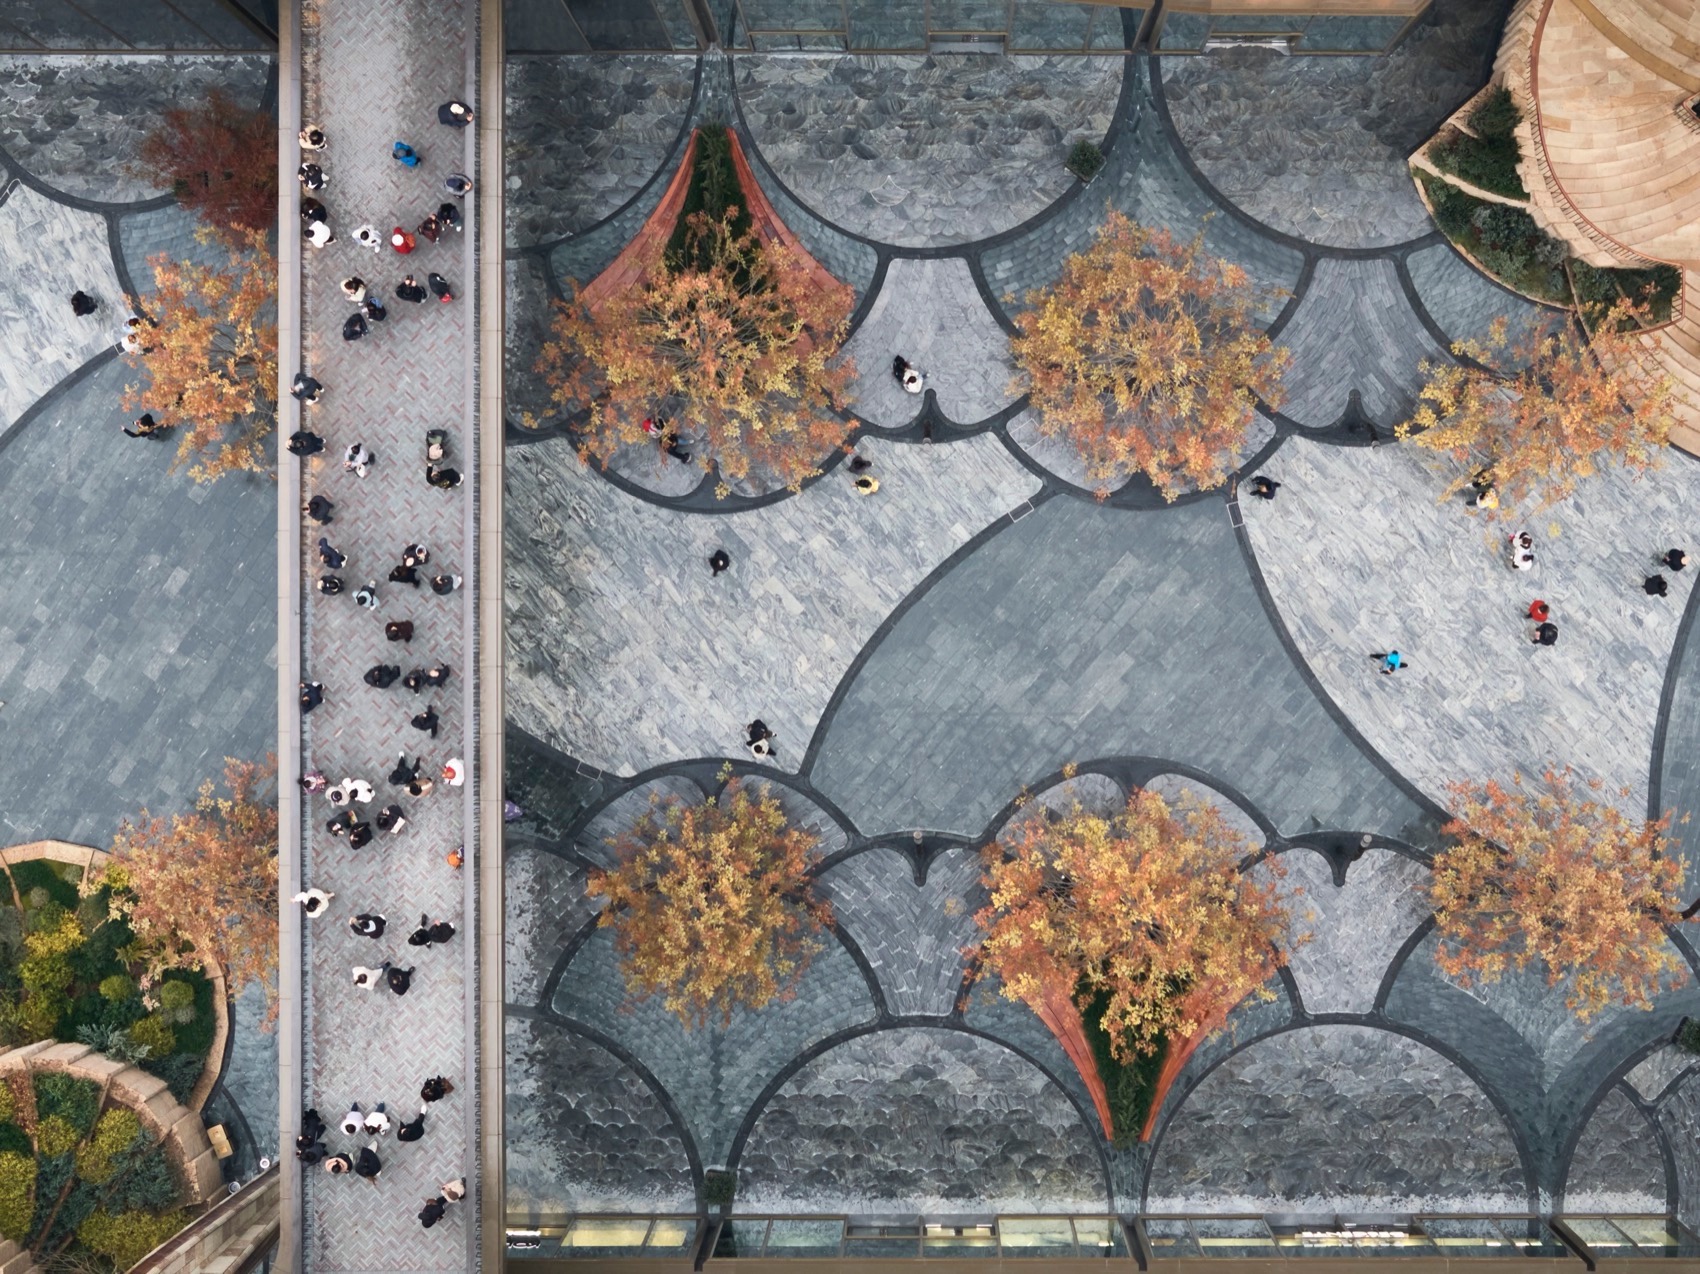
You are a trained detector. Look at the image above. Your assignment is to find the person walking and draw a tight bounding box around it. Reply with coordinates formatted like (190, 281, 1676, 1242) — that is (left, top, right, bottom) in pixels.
(424, 662, 452, 690)
(352, 965, 383, 990)
(70, 290, 98, 317)
(709, 549, 731, 576)
(316, 576, 343, 597)
(403, 543, 430, 567)
(1533, 621, 1559, 646)
(375, 804, 407, 835)
(391, 753, 421, 786)
(441, 757, 465, 786)
(421, 1076, 455, 1103)
(386, 965, 415, 995)
(292, 888, 334, 915)
(392, 141, 421, 168)
(417, 213, 442, 244)
(353, 223, 381, 252)
(123, 413, 164, 439)
(350, 913, 386, 938)
(318, 538, 347, 569)
(854, 475, 879, 495)
(297, 1139, 328, 1165)
(396, 274, 427, 304)
(298, 125, 327, 150)
(345, 777, 374, 803)
(390, 226, 416, 255)
(436, 202, 462, 233)
(431, 573, 461, 594)
(342, 312, 368, 343)
(1508, 532, 1535, 571)
(389, 563, 421, 588)
(299, 770, 328, 794)
(409, 914, 455, 946)
(427, 464, 463, 488)
(324, 1153, 352, 1175)
(355, 581, 379, 609)
(341, 277, 367, 302)
(288, 430, 325, 456)
(438, 100, 474, 126)
(1249, 475, 1280, 500)
(419, 1196, 447, 1227)
(411, 705, 439, 738)
(326, 810, 356, 837)
(300, 196, 328, 225)
(1662, 549, 1689, 572)
(441, 1177, 466, 1202)
(304, 219, 334, 248)
(746, 719, 776, 759)
(299, 681, 323, 713)
(1374, 651, 1405, 675)
(345, 443, 374, 477)
(386, 619, 414, 642)
(1529, 599, 1550, 623)
(348, 822, 373, 850)
(364, 663, 401, 689)
(307, 494, 335, 524)
(355, 1143, 382, 1181)
(339, 1104, 364, 1136)
(428, 272, 454, 303)
(363, 1104, 391, 1137)
(298, 161, 325, 190)
(407, 773, 436, 798)
(445, 173, 473, 197)
(361, 297, 387, 324)
(291, 373, 324, 403)
(1645, 574, 1670, 596)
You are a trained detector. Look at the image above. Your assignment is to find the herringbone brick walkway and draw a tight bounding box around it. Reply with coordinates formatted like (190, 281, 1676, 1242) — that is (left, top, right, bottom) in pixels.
(296, 0, 477, 1268)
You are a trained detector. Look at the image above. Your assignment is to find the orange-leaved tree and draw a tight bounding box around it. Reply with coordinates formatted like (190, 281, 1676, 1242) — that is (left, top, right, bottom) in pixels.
(99, 756, 278, 1011)
(589, 779, 832, 1027)
(137, 87, 277, 242)
(1009, 211, 1289, 500)
(975, 788, 1297, 1064)
(1429, 768, 1690, 1019)
(1398, 301, 1675, 507)
(122, 229, 277, 482)
(538, 209, 856, 492)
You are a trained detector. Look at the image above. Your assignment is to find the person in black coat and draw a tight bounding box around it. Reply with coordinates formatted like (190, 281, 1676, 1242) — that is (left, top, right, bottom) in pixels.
(349, 913, 385, 938)
(354, 1144, 382, 1180)
(70, 290, 98, 316)
(397, 1110, 426, 1142)
(299, 681, 323, 713)
(390, 754, 420, 786)
(427, 272, 454, 302)
(343, 312, 368, 342)
(419, 1195, 446, 1227)
(291, 373, 324, 403)
(386, 620, 414, 643)
(324, 1153, 352, 1175)
(297, 1140, 328, 1164)
(348, 821, 373, 849)
(364, 664, 402, 689)
(375, 804, 407, 834)
(396, 274, 427, 304)
(288, 430, 325, 456)
(411, 706, 439, 738)
(302, 1108, 328, 1141)
(386, 965, 415, 995)
(306, 494, 334, 524)
(389, 563, 421, 588)
(424, 663, 452, 689)
(362, 297, 387, 323)
(437, 100, 473, 126)
(318, 538, 347, 569)
(326, 809, 356, 837)
(420, 1075, 454, 1103)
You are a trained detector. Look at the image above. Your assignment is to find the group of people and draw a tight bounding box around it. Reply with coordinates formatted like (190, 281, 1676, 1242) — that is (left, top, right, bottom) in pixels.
(292, 1081, 467, 1224)
(290, 102, 479, 1234)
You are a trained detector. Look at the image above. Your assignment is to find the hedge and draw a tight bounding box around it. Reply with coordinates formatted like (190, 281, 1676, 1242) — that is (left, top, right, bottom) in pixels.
(1430, 131, 1528, 200)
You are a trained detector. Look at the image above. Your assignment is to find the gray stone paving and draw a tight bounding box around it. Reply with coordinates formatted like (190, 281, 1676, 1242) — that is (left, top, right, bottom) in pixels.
(0, 181, 123, 434)
(505, 1014, 696, 1218)
(1561, 1086, 1666, 1212)
(1265, 847, 1430, 1017)
(737, 55, 1122, 248)
(505, 432, 1040, 777)
(1628, 1046, 1697, 1105)
(1140, 772, 1263, 850)
(0, 54, 270, 201)
(505, 844, 598, 1006)
(221, 982, 281, 1168)
(841, 257, 1014, 428)
(1405, 240, 1563, 367)
(1656, 565, 1700, 892)
(505, 54, 698, 249)
(294, 0, 476, 1265)
(117, 200, 230, 297)
(808, 493, 1432, 841)
(981, 62, 1303, 328)
(552, 926, 877, 1168)
(1274, 257, 1448, 430)
(735, 1028, 1107, 1214)
(1003, 405, 1277, 496)
(815, 846, 983, 1018)
(1243, 434, 1700, 816)
(1158, 0, 1508, 248)
(0, 355, 275, 846)
(1658, 1072, 1700, 1231)
(1145, 1024, 1527, 1212)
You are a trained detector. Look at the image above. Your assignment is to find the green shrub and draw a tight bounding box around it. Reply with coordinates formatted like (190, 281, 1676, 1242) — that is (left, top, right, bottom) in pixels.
(1469, 85, 1521, 139)
(665, 125, 752, 275)
(703, 1168, 736, 1206)
(139, 1052, 201, 1105)
(35, 1114, 80, 1157)
(75, 1109, 140, 1186)
(44, 1179, 101, 1254)
(1677, 1017, 1700, 1055)
(167, 974, 215, 1059)
(0, 1125, 28, 1158)
(0, 1081, 14, 1125)
(0, 1152, 35, 1241)
(34, 1074, 100, 1137)
(98, 975, 135, 1004)
(1571, 258, 1682, 328)
(125, 1016, 174, 1061)
(106, 1144, 179, 1214)
(29, 1152, 72, 1244)
(15, 993, 67, 1044)
(157, 981, 193, 1014)
(9, 862, 80, 912)
(77, 1207, 186, 1270)
(1081, 986, 1168, 1149)
(1420, 173, 1570, 304)
(1431, 130, 1527, 200)
(1066, 139, 1106, 182)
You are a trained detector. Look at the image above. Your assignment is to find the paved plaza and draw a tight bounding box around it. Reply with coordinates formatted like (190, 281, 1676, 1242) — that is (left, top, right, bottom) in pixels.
(502, 0, 1700, 1236)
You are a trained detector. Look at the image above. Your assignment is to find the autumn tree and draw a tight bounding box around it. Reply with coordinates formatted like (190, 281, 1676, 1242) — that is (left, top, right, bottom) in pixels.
(1398, 301, 1675, 507)
(1429, 768, 1690, 1019)
(99, 756, 278, 1008)
(589, 780, 832, 1027)
(122, 229, 277, 482)
(975, 789, 1297, 1063)
(539, 209, 856, 491)
(1009, 212, 1289, 500)
(137, 87, 277, 243)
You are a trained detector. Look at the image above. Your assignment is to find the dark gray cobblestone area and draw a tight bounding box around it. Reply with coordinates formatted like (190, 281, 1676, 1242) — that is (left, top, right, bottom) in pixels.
(736, 1028, 1107, 1214)
(118, 201, 231, 297)
(553, 927, 877, 1167)
(505, 54, 698, 249)
(0, 55, 271, 202)
(218, 983, 280, 1170)
(737, 55, 1122, 249)
(0, 356, 275, 847)
(506, 1015, 696, 1217)
(1158, 0, 1508, 248)
(1146, 1025, 1526, 1212)
(506, 844, 598, 1006)
(1658, 584, 1700, 891)
(1404, 241, 1560, 367)
(1561, 1086, 1666, 1212)
(809, 494, 1431, 842)
(1658, 1072, 1700, 1231)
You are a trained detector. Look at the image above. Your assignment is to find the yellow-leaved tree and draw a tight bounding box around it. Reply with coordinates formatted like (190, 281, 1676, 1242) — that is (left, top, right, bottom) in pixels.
(1429, 768, 1690, 1019)
(1009, 212, 1289, 499)
(539, 210, 856, 491)
(1398, 302, 1675, 507)
(589, 780, 832, 1027)
(975, 789, 1297, 1063)
(122, 229, 277, 482)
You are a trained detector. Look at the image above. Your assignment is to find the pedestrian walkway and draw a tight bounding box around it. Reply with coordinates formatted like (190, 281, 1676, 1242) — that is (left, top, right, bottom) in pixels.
(289, 0, 480, 1267)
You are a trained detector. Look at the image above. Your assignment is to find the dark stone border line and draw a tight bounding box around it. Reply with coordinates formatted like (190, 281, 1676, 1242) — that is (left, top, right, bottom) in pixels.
(0, 139, 177, 217)
(1262, 256, 1317, 343)
(508, 1002, 708, 1204)
(1554, 1057, 1681, 1215)
(1225, 480, 1451, 846)
(1138, 1010, 1542, 1213)
(504, 54, 705, 261)
(0, 344, 119, 461)
(1372, 916, 1438, 1013)
(1646, 540, 1700, 823)
(719, 1017, 1117, 1213)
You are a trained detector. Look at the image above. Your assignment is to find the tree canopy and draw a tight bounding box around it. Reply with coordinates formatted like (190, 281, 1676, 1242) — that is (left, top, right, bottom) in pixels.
(589, 780, 832, 1027)
(1010, 212, 1289, 499)
(1429, 768, 1689, 1018)
(975, 788, 1298, 1062)
(137, 87, 277, 243)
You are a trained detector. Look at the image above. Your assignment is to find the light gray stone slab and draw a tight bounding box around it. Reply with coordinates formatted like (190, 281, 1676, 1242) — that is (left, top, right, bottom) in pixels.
(842, 256, 1016, 428)
(1561, 1085, 1666, 1213)
(505, 432, 1041, 777)
(1242, 434, 1700, 815)
(1146, 1024, 1526, 1212)
(735, 1027, 1107, 1214)
(0, 182, 123, 435)
(1627, 1046, 1697, 1105)
(738, 55, 1122, 249)
(1142, 772, 1264, 849)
